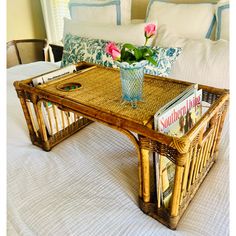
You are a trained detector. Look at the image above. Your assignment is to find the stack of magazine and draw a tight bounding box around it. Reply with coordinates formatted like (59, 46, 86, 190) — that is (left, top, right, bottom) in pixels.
(31, 65, 80, 136)
(154, 84, 202, 209)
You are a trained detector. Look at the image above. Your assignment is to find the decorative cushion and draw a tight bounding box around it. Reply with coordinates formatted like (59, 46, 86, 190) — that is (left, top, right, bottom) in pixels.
(68, 0, 132, 25)
(145, 47, 182, 76)
(63, 18, 157, 46)
(146, 0, 216, 39)
(61, 34, 123, 68)
(215, 0, 229, 40)
(155, 25, 229, 89)
(145, 0, 218, 2)
(61, 34, 182, 77)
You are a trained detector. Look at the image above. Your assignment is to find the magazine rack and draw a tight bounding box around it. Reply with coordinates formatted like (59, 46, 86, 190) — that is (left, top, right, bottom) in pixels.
(14, 62, 229, 229)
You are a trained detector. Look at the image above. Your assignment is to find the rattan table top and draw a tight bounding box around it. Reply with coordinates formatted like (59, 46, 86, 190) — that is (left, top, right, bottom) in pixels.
(38, 66, 189, 125)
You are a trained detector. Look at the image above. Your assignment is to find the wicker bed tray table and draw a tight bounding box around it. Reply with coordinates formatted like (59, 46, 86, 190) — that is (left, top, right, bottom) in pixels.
(14, 63, 229, 229)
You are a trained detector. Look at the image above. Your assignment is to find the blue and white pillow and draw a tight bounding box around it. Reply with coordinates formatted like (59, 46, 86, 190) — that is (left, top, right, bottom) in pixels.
(145, 47, 182, 77)
(68, 0, 131, 25)
(215, 1, 229, 40)
(146, 0, 216, 40)
(61, 34, 182, 77)
(61, 34, 123, 68)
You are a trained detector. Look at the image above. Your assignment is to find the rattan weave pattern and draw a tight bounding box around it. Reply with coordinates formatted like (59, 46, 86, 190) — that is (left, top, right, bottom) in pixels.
(38, 67, 188, 125)
(14, 62, 229, 230)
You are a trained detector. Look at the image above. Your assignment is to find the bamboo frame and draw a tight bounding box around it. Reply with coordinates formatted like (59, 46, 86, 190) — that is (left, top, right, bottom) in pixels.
(13, 62, 229, 230)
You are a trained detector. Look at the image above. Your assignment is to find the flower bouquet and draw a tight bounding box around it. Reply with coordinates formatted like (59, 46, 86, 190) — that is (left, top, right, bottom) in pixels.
(105, 23, 157, 108)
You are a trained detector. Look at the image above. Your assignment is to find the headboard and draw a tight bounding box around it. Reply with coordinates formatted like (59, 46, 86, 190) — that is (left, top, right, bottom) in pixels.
(131, 0, 220, 19)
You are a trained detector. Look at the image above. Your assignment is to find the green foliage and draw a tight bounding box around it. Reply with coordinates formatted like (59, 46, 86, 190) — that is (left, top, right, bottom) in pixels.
(120, 44, 157, 65)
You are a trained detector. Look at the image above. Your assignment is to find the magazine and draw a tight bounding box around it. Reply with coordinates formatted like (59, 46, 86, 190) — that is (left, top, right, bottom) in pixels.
(32, 64, 77, 86)
(32, 64, 79, 135)
(154, 85, 202, 208)
(41, 101, 77, 135)
(155, 88, 202, 137)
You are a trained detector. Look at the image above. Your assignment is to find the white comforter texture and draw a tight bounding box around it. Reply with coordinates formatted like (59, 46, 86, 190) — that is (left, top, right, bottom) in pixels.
(156, 25, 229, 90)
(7, 62, 229, 236)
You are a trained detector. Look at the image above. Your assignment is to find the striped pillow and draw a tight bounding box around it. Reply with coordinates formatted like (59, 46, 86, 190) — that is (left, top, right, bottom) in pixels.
(68, 0, 131, 25)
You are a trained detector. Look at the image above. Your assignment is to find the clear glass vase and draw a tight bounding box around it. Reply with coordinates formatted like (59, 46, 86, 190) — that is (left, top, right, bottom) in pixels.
(116, 60, 148, 109)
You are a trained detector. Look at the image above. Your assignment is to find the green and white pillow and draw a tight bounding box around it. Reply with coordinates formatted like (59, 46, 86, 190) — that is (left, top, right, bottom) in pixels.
(61, 33, 182, 77)
(61, 34, 123, 68)
(145, 47, 182, 76)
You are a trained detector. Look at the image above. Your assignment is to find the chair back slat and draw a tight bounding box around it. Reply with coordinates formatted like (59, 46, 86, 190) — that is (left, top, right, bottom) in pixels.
(7, 39, 48, 68)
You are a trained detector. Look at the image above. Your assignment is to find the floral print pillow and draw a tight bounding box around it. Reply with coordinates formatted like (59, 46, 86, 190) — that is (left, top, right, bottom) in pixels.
(61, 34, 123, 68)
(61, 34, 182, 77)
(145, 47, 182, 77)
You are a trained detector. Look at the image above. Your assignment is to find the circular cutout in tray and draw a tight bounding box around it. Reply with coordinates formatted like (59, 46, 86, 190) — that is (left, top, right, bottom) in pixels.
(57, 82, 82, 92)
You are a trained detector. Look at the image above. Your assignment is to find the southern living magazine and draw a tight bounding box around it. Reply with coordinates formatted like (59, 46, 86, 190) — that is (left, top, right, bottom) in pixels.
(156, 88, 202, 136)
(154, 85, 202, 209)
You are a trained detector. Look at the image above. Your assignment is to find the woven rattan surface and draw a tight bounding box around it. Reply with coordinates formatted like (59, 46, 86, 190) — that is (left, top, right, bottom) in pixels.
(38, 67, 189, 125)
(14, 63, 229, 229)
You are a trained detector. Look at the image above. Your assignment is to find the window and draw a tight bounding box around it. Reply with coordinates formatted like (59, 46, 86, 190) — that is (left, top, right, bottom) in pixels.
(40, 0, 70, 44)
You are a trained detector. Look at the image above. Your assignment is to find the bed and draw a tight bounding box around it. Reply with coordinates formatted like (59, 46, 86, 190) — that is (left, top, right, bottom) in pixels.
(7, 0, 229, 235)
(7, 60, 229, 235)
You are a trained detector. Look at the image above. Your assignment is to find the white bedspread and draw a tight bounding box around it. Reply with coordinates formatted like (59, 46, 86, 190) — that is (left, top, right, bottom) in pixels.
(7, 62, 229, 236)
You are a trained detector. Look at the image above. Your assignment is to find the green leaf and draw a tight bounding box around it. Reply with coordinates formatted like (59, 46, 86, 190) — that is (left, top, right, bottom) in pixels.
(119, 44, 157, 65)
(123, 43, 137, 51)
(146, 56, 157, 66)
(121, 50, 135, 62)
(134, 49, 142, 61)
(121, 44, 142, 61)
(138, 48, 149, 59)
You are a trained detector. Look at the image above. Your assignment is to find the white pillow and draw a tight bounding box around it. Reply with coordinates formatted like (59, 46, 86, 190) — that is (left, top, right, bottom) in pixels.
(156, 25, 229, 89)
(63, 18, 158, 46)
(68, 0, 131, 25)
(146, 1, 215, 39)
(215, 0, 229, 40)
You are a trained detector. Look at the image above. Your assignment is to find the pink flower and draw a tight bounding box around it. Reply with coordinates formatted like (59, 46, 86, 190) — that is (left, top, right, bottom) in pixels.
(144, 23, 157, 38)
(105, 42, 121, 60)
(110, 49, 121, 61)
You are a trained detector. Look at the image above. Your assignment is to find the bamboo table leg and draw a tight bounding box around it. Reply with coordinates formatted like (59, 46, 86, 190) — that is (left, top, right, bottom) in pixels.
(140, 122, 154, 203)
(141, 148, 151, 202)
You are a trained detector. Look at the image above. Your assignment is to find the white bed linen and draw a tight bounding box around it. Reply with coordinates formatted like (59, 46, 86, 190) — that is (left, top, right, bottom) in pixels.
(7, 62, 229, 235)
(156, 25, 229, 89)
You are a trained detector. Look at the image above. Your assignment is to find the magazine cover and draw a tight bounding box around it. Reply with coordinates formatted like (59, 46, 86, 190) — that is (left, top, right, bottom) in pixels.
(157, 89, 202, 137)
(154, 84, 198, 129)
(154, 87, 202, 209)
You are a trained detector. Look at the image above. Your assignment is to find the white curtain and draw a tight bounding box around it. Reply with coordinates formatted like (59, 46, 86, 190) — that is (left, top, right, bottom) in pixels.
(40, 0, 70, 44)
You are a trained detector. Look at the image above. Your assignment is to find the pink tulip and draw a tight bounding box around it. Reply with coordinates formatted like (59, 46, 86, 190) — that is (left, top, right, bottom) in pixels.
(106, 42, 121, 60)
(111, 49, 121, 60)
(144, 23, 157, 38)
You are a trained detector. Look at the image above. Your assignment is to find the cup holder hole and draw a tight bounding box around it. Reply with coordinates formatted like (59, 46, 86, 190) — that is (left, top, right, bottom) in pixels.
(57, 82, 82, 92)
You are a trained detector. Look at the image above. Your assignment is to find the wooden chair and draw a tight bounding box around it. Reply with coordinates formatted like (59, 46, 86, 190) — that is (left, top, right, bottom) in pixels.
(7, 39, 49, 68)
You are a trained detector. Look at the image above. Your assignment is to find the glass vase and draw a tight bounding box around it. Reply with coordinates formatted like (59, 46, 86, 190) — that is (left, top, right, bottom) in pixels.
(116, 60, 148, 109)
